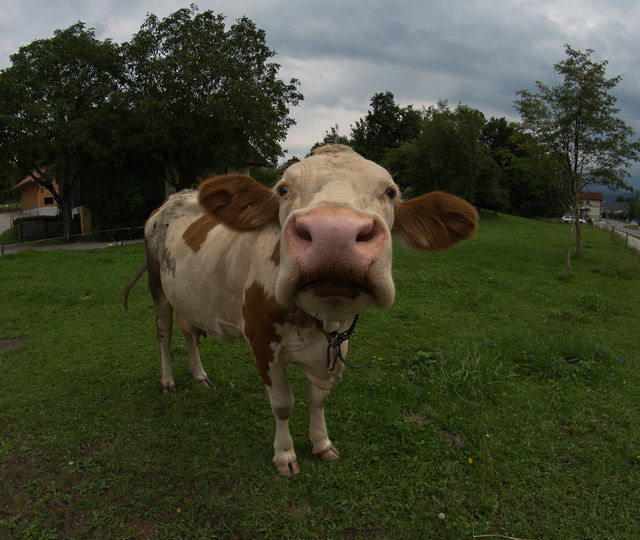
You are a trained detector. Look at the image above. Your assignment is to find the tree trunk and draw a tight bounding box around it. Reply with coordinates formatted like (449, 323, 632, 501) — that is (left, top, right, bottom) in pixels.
(566, 221, 574, 276)
(57, 164, 80, 240)
(61, 202, 74, 240)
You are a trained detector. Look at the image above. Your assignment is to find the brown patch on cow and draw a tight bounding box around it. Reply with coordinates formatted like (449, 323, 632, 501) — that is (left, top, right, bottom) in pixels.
(393, 191, 478, 251)
(182, 214, 220, 252)
(242, 282, 317, 386)
(0, 337, 27, 353)
(199, 175, 279, 231)
(271, 240, 280, 266)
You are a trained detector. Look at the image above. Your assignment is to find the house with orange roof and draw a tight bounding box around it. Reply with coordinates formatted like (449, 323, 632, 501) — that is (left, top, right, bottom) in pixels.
(12, 173, 59, 216)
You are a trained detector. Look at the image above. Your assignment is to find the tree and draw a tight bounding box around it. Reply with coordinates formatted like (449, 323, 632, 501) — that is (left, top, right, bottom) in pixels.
(0, 162, 21, 204)
(350, 91, 422, 163)
(385, 101, 505, 208)
(481, 118, 563, 217)
(0, 23, 124, 238)
(515, 44, 640, 273)
(309, 125, 351, 154)
(123, 6, 303, 190)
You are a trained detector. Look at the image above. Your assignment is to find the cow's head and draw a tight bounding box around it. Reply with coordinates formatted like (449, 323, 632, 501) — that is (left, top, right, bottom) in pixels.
(199, 145, 477, 331)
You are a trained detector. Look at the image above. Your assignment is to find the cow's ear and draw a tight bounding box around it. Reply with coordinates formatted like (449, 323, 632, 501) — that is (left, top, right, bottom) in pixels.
(198, 175, 279, 231)
(392, 191, 478, 251)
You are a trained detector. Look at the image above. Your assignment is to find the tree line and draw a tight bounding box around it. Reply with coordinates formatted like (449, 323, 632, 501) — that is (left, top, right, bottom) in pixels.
(297, 51, 639, 223)
(1, 4, 639, 270)
(273, 45, 638, 274)
(295, 93, 563, 219)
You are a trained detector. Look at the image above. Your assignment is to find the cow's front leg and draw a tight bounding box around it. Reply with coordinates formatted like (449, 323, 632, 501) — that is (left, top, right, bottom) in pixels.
(308, 381, 340, 461)
(266, 367, 300, 475)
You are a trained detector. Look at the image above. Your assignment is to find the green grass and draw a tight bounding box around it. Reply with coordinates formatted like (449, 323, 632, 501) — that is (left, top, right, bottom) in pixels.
(1, 214, 639, 538)
(0, 227, 17, 244)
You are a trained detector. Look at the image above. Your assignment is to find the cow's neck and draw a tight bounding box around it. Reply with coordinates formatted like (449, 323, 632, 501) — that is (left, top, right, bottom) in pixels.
(321, 318, 341, 334)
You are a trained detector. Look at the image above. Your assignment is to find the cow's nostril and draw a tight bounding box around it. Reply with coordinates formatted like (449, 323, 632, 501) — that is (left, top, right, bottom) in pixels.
(356, 222, 377, 243)
(294, 220, 313, 243)
(299, 229, 312, 242)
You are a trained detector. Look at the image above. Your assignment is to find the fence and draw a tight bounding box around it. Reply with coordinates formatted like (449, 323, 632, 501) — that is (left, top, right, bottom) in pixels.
(14, 217, 65, 242)
(597, 220, 640, 252)
(1, 226, 144, 256)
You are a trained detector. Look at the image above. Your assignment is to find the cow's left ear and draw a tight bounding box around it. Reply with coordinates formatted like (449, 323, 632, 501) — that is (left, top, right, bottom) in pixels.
(199, 174, 280, 231)
(392, 191, 478, 251)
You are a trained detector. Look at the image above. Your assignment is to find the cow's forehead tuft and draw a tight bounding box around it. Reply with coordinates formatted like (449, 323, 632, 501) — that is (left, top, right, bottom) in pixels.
(284, 150, 394, 188)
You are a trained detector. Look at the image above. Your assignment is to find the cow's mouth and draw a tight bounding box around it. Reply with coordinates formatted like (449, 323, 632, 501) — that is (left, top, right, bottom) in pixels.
(298, 278, 372, 300)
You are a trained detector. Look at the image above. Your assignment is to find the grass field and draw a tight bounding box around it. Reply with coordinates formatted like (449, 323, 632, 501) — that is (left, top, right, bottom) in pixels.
(1, 213, 639, 538)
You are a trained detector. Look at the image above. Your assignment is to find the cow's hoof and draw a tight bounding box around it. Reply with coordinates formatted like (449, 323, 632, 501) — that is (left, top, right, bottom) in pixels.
(200, 376, 213, 389)
(161, 383, 177, 395)
(274, 459, 300, 476)
(314, 444, 340, 462)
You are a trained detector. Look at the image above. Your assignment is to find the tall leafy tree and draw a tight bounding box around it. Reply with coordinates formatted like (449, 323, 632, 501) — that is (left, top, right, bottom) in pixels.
(350, 91, 422, 163)
(515, 44, 640, 273)
(124, 6, 303, 190)
(482, 118, 563, 217)
(0, 23, 124, 238)
(0, 162, 21, 204)
(386, 101, 505, 207)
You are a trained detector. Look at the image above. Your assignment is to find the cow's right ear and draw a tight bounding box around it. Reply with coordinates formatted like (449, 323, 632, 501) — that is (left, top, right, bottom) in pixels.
(392, 191, 478, 251)
(198, 174, 280, 231)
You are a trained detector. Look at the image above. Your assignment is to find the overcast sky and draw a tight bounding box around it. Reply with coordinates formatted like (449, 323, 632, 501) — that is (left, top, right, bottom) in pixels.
(2, 0, 639, 187)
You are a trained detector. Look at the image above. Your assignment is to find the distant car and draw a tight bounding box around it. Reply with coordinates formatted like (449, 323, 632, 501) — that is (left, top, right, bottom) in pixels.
(561, 215, 587, 224)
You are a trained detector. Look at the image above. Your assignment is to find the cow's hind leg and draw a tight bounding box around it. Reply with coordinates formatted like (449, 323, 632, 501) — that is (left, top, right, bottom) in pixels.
(177, 314, 213, 389)
(155, 301, 176, 394)
(266, 367, 300, 475)
(148, 262, 177, 394)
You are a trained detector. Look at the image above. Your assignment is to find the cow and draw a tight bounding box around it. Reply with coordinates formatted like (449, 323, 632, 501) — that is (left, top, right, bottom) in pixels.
(123, 144, 477, 475)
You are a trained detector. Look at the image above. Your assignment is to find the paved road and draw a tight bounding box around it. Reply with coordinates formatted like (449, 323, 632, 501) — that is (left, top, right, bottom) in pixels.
(0, 210, 27, 234)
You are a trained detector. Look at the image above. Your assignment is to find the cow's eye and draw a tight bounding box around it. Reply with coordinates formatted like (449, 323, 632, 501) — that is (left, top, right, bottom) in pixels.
(385, 187, 397, 199)
(278, 185, 289, 197)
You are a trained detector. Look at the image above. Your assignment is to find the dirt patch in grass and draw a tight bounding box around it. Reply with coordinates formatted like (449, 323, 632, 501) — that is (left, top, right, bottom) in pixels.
(0, 337, 27, 353)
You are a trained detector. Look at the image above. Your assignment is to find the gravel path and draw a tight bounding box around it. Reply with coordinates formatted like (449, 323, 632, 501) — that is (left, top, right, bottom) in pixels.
(597, 220, 640, 252)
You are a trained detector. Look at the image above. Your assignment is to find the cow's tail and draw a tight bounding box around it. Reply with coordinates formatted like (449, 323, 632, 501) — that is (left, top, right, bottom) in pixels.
(123, 261, 148, 309)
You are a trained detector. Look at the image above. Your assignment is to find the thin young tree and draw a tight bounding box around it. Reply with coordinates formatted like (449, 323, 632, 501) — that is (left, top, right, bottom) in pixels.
(515, 44, 640, 274)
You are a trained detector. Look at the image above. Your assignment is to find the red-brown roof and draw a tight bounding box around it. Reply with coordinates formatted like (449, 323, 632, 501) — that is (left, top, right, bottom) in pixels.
(13, 170, 44, 190)
(579, 191, 604, 201)
(13, 175, 33, 190)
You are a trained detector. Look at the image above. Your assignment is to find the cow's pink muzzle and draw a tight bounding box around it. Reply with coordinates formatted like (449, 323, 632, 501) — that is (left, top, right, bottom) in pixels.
(285, 206, 388, 301)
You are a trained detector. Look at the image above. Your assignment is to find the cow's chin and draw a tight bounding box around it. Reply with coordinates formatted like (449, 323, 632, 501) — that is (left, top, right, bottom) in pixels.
(295, 281, 375, 329)
(275, 271, 396, 331)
